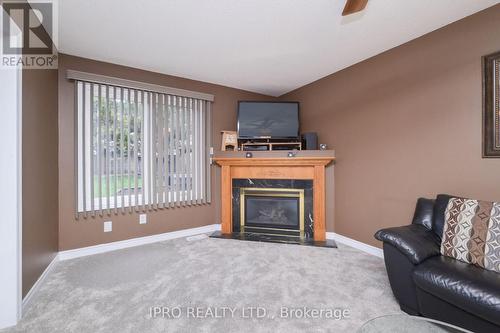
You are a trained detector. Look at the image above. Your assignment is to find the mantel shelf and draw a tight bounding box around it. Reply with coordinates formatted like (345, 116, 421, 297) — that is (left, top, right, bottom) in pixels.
(213, 156, 335, 167)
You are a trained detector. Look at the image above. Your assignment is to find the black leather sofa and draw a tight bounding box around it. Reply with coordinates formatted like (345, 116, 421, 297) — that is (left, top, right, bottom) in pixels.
(375, 194, 500, 333)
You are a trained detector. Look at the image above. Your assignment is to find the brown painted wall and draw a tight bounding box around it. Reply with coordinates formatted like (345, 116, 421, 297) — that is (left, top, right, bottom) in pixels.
(58, 54, 273, 250)
(22, 69, 59, 297)
(281, 5, 500, 247)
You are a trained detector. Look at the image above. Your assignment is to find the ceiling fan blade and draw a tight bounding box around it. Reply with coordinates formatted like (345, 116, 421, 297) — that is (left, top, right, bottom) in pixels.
(342, 0, 369, 16)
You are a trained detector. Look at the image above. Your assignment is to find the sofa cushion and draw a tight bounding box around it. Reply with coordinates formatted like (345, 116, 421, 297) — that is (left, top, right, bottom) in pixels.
(413, 256, 500, 326)
(441, 197, 500, 273)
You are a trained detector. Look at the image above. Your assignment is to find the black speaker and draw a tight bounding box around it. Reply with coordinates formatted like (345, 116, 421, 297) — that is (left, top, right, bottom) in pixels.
(302, 132, 318, 150)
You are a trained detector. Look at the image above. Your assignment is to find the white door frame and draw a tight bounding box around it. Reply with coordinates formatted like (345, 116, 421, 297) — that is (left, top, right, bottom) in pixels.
(0, 60, 23, 329)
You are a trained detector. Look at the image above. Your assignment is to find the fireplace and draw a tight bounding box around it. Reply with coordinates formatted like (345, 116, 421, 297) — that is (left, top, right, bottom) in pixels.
(212, 154, 336, 247)
(240, 188, 304, 238)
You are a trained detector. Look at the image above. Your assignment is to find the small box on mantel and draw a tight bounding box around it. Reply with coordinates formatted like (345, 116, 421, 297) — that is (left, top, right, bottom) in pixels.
(221, 131, 237, 151)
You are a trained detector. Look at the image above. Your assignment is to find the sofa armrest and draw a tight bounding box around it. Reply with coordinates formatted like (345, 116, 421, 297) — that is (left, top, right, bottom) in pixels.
(411, 198, 435, 229)
(375, 225, 441, 265)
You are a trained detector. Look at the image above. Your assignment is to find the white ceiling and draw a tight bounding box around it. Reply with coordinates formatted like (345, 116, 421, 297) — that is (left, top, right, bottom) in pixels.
(58, 0, 500, 97)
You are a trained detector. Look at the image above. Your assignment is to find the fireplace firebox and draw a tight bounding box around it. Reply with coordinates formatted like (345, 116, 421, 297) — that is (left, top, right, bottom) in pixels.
(240, 188, 304, 238)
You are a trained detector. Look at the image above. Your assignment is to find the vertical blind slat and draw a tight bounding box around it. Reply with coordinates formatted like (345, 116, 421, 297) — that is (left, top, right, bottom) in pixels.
(82, 82, 87, 217)
(177, 97, 183, 206)
(134, 90, 139, 211)
(141, 91, 146, 212)
(206, 101, 212, 203)
(120, 87, 125, 214)
(126, 89, 132, 213)
(157, 94, 162, 208)
(180, 97, 186, 206)
(130, 89, 135, 211)
(157, 93, 162, 208)
(98, 85, 103, 216)
(144, 92, 149, 211)
(104, 86, 111, 215)
(193, 99, 199, 205)
(161, 94, 167, 208)
(187, 98, 192, 205)
(149, 92, 154, 211)
(161, 94, 168, 208)
(186, 98, 192, 205)
(75, 81, 81, 219)
(197, 99, 202, 205)
(170, 96, 179, 207)
(179, 96, 185, 206)
(169, 95, 175, 208)
(90, 83, 95, 216)
(203, 100, 206, 203)
(202, 100, 206, 204)
(85, 84, 92, 216)
(153, 93, 158, 209)
(200, 99, 204, 204)
(201, 100, 205, 203)
(185, 97, 189, 205)
(141, 91, 149, 211)
(113, 86, 118, 214)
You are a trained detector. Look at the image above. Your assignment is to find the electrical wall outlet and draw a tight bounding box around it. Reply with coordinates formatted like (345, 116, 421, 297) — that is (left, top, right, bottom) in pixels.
(139, 214, 147, 224)
(104, 221, 112, 232)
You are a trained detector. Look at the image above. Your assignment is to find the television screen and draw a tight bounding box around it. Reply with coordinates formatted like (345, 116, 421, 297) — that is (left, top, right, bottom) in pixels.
(237, 101, 299, 139)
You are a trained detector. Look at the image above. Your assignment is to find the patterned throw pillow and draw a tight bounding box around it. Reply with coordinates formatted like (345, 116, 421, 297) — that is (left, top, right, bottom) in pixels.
(441, 197, 500, 273)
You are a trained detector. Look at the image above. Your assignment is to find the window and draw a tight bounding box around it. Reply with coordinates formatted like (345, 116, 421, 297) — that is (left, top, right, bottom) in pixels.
(72, 72, 212, 216)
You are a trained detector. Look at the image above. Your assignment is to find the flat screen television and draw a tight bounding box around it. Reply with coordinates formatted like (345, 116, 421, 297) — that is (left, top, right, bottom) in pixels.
(237, 101, 300, 139)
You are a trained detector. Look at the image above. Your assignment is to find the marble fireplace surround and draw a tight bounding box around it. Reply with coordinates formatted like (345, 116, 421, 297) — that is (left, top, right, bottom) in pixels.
(213, 153, 335, 241)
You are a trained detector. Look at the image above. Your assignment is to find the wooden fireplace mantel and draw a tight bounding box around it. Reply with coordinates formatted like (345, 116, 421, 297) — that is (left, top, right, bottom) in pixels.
(213, 155, 335, 241)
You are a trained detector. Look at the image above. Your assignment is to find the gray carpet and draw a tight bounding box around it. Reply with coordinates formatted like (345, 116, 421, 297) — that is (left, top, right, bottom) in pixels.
(4, 235, 405, 333)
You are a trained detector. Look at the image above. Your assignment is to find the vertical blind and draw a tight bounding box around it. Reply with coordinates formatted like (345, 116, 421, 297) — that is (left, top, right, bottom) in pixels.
(73, 76, 212, 217)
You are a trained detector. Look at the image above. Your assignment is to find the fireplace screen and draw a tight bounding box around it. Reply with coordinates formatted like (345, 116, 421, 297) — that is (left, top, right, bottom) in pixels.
(240, 188, 304, 233)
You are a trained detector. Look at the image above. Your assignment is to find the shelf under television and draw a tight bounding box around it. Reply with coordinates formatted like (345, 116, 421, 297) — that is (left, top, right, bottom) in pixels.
(238, 138, 302, 151)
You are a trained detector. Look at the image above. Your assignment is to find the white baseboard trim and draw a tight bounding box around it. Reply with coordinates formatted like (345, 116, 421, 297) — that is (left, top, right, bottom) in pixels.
(58, 224, 221, 261)
(326, 232, 384, 258)
(22, 253, 59, 313)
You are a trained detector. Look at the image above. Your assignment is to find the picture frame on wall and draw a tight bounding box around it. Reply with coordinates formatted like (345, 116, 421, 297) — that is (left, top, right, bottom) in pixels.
(483, 50, 500, 157)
